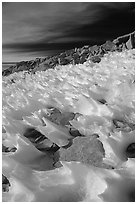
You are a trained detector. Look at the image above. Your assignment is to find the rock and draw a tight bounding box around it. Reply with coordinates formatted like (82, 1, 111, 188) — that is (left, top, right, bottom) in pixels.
(2, 144, 17, 153)
(69, 127, 83, 137)
(2, 31, 135, 76)
(90, 56, 101, 63)
(2, 66, 14, 76)
(97, 98, 107, 104)
(59, 57, 70, 65)
(43, 107, 83, 138)
(126, 143, 135, 158)
(39, 63, 52, 71)
(44, 107, 76, 127)
(113, 31, 135, 50)
(58, 135, 105, 166)
(79, 53, 89, 63)
(2, 174, 11, 192)
(72, 52, 80, 64)
(59, 52, 66, 58)
(37, 142, 60, 153)
(89, 45, 100, 56)
(44, 107, 62, 125)
(23, 127, 60, 153)
(112, 118, 135, 132)
(101, 40, 117, 52)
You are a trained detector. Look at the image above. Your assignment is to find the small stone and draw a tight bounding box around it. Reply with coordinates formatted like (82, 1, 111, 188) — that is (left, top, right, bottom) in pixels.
(2, 174, 11, 192)
(2, 144, 17, 153)
(69, 127, 83, 137)
(126, 143, 135, 158)
(91, 56, 101, 63)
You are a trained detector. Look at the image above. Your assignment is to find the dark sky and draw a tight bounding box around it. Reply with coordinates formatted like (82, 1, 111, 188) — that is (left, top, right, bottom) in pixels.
(2, 2, 135, 62)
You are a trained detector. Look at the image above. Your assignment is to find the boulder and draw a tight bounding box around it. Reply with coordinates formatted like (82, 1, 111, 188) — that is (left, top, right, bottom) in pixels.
(58, 135, 105, 166)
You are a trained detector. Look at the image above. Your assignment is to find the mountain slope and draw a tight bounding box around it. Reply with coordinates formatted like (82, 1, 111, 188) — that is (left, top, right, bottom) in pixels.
(2, 31, 135, 77)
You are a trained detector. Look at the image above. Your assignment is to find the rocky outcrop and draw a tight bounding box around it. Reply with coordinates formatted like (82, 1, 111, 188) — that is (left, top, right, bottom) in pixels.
(2, 31, 135, 77)
(113, 31, 135, 50)
(2, 57, 46, 76)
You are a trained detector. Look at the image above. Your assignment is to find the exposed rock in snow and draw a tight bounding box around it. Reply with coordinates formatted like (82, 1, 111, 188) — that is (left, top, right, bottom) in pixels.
(2, 31, 135, 77)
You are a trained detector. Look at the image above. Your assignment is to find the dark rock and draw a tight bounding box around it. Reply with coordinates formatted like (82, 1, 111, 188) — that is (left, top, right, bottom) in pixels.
(112, 119, 135, 132)
(2, 31, 135, 76)
(24, 127, 46, 143)
(59, 52, 66, 58)
(80, 47, 90, 55)
(44, 107, 62, 125)
(69, 127, 83, 137)
(59, 57, 70, 65)
(60, 112, 75, 126)
(79, 56, 87, 64)
(72, 53, 80, 64)
(98, 99, 107, 104)
(126, 143, 135, 158)
(2, 144, 17, 153)
(37, 142, 60, 153)
(79, 53, 89, 64)
(90, 56, 101, 63)
(44, 107, 76, 127)
(2, 174, 11, 192)
(89, 45, 100, 55)
(2, 66, 14, 76)
(23, 127, 59, 153)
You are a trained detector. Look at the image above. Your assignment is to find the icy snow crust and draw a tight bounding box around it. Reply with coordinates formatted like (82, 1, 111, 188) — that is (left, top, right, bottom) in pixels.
(2, 50, 135, 202)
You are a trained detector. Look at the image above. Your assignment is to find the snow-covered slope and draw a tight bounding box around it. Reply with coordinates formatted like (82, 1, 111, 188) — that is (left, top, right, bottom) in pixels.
(2, 49, 135, 201)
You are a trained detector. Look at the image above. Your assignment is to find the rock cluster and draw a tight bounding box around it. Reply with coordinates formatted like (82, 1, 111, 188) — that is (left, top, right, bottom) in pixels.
(2, 31, 135, 76)
(22, 108, 83, 153)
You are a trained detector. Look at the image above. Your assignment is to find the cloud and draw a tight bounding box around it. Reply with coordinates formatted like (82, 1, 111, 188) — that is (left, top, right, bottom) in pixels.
(2, 2, 135, 62)
(3, 3, 93, 43)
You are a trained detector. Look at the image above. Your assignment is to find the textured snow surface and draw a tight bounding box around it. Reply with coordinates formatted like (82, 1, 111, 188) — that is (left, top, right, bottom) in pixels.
(2, 50, 135, 202)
